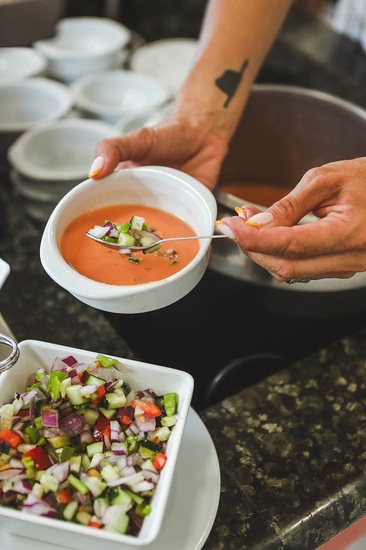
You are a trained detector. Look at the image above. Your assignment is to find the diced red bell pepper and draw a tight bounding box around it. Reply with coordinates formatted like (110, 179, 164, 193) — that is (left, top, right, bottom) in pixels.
(23, 446, 53, 470)
(92, 416, 110, 440)
(130, 398, 162, 417)
(0, 428, 22, 448)
(153, 452, 167, 470)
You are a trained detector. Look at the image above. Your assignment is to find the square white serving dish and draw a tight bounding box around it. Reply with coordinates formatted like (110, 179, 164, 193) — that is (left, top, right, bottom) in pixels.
(0, 340, 194, 549)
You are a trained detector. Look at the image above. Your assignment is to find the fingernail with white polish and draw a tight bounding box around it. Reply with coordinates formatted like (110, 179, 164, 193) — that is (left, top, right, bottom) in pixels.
(215, 221, 236, 240)
(88, 155, 105, 178)
(246, 211, 274, 227)
(235, 206, 247, 219)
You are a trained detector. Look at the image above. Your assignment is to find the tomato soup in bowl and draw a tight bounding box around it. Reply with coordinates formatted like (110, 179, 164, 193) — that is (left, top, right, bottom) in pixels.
(61, 204, 200, 286)
(40, 166, 217, 314)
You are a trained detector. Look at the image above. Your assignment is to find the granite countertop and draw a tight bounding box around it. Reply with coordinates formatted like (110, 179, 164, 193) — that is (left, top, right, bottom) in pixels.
(1, 6, 366, 549)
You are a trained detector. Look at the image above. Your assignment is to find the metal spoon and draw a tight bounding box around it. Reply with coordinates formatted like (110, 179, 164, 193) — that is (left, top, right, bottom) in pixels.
(85, 231, 227, 252)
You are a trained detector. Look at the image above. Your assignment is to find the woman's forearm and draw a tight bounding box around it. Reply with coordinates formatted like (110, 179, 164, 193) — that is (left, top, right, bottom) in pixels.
(173, 0, 293, 141)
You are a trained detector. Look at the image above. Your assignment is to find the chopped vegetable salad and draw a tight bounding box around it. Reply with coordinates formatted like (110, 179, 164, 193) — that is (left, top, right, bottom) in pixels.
(0, 353, 178, 537)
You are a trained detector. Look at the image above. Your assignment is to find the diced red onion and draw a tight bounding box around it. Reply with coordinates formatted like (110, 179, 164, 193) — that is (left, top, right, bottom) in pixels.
(131, 480, 155, 492)
(134, 414, 156, 432)
(41, 409, 59, 428)
(142, 469, 159, 484)
(111, 442, 127, 456)
(49, 461, 70, 483)
(0, 467, 23, 480)
(59, 413, 84, 436)
(22, 494, 58, 518)
(106, 471, 144, 488)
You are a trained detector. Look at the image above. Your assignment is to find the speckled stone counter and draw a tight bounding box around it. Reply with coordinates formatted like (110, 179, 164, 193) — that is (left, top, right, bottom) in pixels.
(1, 5, 366, 550)
(201, 332, 366, 549)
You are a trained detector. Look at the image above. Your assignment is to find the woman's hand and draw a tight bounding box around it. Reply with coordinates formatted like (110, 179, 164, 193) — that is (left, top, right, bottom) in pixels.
(88, 113, 229, 192)
(216, 157, 366, 282)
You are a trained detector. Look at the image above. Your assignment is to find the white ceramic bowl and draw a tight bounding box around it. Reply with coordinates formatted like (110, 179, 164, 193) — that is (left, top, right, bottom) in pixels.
(0, 47, 47, 83)
(33, 17, 132, 83)
(0, 77, 72, 135)
(7, 118, 119, 182)
(0, 339, 194, 548)
(129, 38, 197, 96)
(72, 70, 169, 125)
(40, 166, 217, 314)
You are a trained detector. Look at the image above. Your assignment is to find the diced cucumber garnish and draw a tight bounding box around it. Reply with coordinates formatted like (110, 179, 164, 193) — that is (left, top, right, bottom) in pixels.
(130, 215, 145, 231)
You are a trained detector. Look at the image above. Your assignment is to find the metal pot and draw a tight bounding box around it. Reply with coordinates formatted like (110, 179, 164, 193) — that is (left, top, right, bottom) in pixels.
(210, 84, 366, 292)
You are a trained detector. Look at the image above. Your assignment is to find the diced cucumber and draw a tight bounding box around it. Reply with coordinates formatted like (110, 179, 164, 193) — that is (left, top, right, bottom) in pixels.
(82, 408, 99, 427)
(109, 486, 132, 506)
(130, 215, 145, 231)
(63, 500, 78, 521)
(118, 232, 135, 247)
(161, 415, 177, 427)
(98, 407, 117, 419)
(85, 373, 106, 387)
(76, 509, 92, 525)
(104, 391, 126, 409)
(100, 463, 120, 483)
(86, 440, 104, 457)
(65, 385, 89, 406)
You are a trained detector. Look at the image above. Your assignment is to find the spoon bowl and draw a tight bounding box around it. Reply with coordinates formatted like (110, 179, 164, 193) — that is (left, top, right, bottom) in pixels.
(85, 231, 227, 253)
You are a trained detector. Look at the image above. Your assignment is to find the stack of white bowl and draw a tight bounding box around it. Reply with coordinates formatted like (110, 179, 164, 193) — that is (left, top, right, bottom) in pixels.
(0, 47, 47, 84)
(0, 76, 73, 154)
(71, 69, 170, 126)
(33, 17, 132, 84)
(7, 118, 119, 222)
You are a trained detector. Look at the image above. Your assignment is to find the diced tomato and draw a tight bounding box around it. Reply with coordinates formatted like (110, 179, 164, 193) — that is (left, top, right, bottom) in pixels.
(153, 452, 167, 470)
(88, 519, 102, 529)
(56, 487, 71, 503)
(120, 415, 133, 426)
(130, 399, 162, 417)
(92, 416, 110, 440)
(90, 384, 106, 405)
(23, 446, 53, 470)
(0, 428, 22, 448)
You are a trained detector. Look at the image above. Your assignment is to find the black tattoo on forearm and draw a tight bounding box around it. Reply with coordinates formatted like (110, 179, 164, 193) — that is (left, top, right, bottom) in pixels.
(215, 58, 249, 107)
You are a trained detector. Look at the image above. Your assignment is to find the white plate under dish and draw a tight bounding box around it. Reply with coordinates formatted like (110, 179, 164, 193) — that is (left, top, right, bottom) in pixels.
(0, 408, 220, 550)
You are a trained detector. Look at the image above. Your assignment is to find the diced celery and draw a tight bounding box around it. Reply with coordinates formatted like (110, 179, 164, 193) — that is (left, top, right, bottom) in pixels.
(68, 473, 89, 495)
(163, 392, 177, 416)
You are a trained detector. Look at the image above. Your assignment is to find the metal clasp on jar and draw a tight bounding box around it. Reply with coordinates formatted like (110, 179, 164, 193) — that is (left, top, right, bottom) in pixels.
(0, 333, 19, 373)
